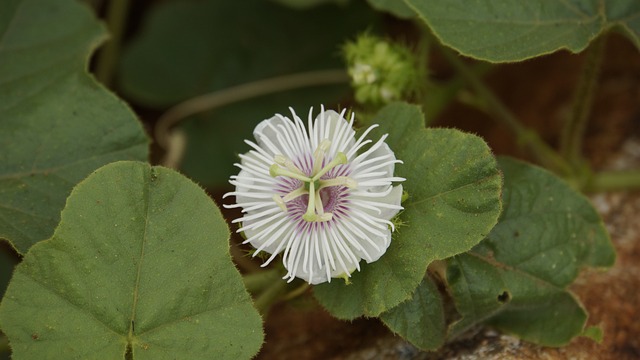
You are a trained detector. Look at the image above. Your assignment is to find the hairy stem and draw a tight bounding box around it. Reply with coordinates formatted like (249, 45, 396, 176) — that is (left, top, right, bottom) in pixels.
(95, 0, 130, 86)
(586, 170, 640, 192)
(242, 268, 282, 294)
(253, 279, 289, 315)
(0, 334, 8, 353)
(439, 46, 572, 176)
(155, 70, 349, 149)
(560, 36, 606, 167)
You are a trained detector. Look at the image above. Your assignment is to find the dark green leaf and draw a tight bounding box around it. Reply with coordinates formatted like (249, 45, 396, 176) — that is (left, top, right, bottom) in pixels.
(119, 0, 378, 107)
(367, 0, 415, 18)
(118, 0, 378, 187)
(314, 102, 502, 319)
(407, 0, 640, 62)
(0, 162, 263, 359)
(379, 277, 446, 351)
(0, 0, 149, 254)
(447, 157, 615, 346)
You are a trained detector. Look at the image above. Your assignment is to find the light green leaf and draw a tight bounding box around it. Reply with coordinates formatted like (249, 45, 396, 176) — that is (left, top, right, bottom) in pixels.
(0, 161, 263, 359)
(367, 0, 415, 18)
(407, 0, 640, 62)
(0, 0, 149, 254)
(379, 277, 445, 351)
(447, 157, 615, 346)
(313, 102, 502, 319)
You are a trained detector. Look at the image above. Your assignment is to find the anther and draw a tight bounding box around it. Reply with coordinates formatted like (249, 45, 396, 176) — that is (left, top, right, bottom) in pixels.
(312, 139, 332, 174)
(312, 152, 348, 181)
(269, 164, 311, 182)
(318, 176, 357, 189)
(272, 195, 287, 211)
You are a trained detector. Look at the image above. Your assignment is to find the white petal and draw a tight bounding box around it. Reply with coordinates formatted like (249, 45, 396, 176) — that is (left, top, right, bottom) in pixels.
(351, 184, 403, 221)
(242, 211, 290, 255)
(253, 115, 293, 157)
(353, 141, 397, 192)
(312, 110, 356, 154)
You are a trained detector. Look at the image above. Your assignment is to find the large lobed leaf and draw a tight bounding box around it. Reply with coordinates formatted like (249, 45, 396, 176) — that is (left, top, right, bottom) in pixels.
(407, 0, 640, 62)
(0, 0, 149, 254)
(447, 157, 615, 346)
(313, 102, 503, 319)
(0, 161, 263, 359)
(379, 277, 445, 351)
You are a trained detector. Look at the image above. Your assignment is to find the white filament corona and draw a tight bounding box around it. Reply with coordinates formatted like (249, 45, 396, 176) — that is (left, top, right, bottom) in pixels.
(224, 106, 404, 284)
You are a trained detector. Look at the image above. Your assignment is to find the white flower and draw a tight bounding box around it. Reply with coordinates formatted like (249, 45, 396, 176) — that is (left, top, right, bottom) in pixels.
(224, 106, 404, 284)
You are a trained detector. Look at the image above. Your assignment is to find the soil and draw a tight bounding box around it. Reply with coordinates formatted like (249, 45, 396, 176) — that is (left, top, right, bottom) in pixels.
(251, 34, 640, 360)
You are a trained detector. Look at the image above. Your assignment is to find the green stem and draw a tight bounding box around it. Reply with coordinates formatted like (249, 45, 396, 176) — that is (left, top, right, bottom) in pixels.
(586, 170, 640, 192)
(95, 0, 130, 87)
(281, 283, 310, 301)
(0, 334, 9, 353)
(253, 279, 289, 315)
(242, 268, 282, 294)
(424, 62, 493, 121)
(439, 46, 572, 176)
(155, 69, 349, 149)
(560, 36, 606, 167)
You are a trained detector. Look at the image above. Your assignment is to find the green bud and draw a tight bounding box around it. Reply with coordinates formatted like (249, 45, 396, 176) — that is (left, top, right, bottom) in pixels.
(343, 34, 418, 105)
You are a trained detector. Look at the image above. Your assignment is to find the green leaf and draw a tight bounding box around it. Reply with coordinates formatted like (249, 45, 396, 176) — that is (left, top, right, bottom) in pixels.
(0, 0, 149, 254)
(581, 325, 604, 343)
(119, 0, 377, 107)
(118, 0, 377, 187)
(0, 161, 263, 359)
(407, 0, 640, 62)
(447, 157, 615, 346)
(606, 1, 640, 49)
(366, 0, 415, 18)
(270, 0, 348, 10)
(379, 277, 445, 351)
(313, 102, 502, 319)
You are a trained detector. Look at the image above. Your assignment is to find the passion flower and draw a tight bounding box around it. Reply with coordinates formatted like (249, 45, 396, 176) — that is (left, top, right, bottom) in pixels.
(224, 107, 404, 284)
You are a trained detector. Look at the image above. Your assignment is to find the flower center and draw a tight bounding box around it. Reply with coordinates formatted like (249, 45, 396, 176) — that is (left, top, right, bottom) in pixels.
(269, 139, 357, 222)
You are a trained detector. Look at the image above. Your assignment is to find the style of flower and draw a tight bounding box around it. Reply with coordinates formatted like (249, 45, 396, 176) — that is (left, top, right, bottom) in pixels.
(224, 107, 404, 284)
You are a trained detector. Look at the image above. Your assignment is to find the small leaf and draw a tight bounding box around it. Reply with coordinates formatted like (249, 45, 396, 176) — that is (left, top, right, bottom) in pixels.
(0, 161, 263, 359)
(407, 0, 640, 62)
(367, 0, 415, 18)
(447, 157, 615, 346)
(313, 102, 502, 319)
(581, 325, 604, 343)
(0, 0, 149, 254)
(379, 277, 445, 351)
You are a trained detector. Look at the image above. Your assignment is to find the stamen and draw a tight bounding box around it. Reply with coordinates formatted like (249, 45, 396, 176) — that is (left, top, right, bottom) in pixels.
(282, 187, 308, 202)
(318, 213, 333, 222)
(318, 176, 358, 189)
(274, 154, 306, 176)
(272, 195, 286, 211)
(302, 180, 317, 222)
(269, 164, 311, 182)
(312, 152, 347, 181)
(314, 191, 325, 215)
(312, 139, 332, 174)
